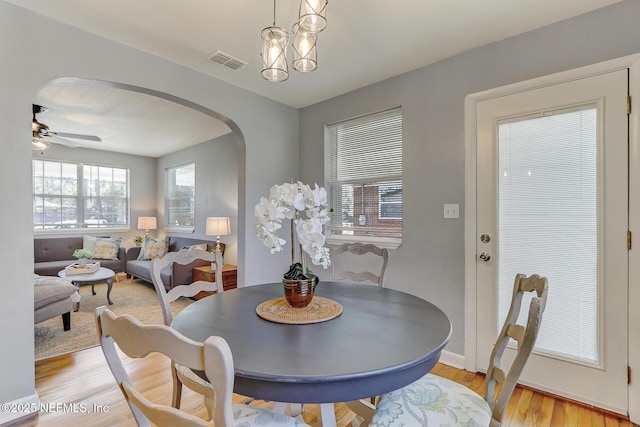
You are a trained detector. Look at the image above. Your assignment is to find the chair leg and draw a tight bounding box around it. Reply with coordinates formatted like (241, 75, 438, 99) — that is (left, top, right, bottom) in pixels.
(171, 362, 183, 409)
(345, 399, 376, 427)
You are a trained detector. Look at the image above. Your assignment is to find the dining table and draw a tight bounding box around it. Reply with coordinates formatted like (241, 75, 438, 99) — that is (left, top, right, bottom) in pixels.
(171, 281, 452, 426)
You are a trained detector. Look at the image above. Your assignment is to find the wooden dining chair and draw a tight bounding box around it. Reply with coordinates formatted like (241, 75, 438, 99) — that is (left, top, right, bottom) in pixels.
(330, 242, 388, 286)
(150, 248, 222, 417)
(326, 242, 389, 425)
(95, 306, 310, 427)
(368, 273, 548, 427)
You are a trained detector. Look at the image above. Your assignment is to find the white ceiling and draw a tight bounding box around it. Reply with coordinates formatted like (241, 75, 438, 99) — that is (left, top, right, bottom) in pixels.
(33, 81, 232, 157)
(11, 0, 622, 156)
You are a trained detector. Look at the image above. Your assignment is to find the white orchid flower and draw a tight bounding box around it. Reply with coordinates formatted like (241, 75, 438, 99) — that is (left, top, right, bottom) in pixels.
(254, 181, 332, 270)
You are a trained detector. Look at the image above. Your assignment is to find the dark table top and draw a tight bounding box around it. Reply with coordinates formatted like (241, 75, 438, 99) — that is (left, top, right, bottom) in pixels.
(171, 281, 451, 403)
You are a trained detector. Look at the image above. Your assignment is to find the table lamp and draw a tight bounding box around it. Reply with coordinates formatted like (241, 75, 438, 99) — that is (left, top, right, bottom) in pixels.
(137, 216, 157, 236)
(206, 217, 230, 253)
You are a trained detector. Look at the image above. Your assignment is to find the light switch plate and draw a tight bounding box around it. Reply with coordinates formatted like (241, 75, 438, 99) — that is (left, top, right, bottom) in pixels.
(444, 204, 459, 219)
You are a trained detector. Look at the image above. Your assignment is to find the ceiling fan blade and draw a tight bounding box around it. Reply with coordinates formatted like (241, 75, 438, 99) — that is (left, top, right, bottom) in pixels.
(45, 135, 82, 148)
(48, 131, 101, 142)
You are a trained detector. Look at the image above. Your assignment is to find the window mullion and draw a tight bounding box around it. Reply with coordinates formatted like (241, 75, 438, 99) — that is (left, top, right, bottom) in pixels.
(78, 163, 85, 226)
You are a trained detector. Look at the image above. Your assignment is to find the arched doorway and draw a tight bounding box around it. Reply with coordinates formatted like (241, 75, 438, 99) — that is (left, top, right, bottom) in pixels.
(32, 77, 245, 360)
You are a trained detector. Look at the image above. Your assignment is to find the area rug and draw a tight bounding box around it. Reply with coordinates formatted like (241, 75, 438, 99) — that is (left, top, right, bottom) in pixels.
(34, 279, 193, 361)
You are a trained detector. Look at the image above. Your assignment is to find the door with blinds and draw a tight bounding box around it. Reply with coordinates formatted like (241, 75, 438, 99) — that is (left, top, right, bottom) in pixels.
(475, 70, 629, 413)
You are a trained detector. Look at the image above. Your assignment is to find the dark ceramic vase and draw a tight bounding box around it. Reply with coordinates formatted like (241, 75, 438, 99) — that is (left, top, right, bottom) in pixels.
(282, 278, 317, 308)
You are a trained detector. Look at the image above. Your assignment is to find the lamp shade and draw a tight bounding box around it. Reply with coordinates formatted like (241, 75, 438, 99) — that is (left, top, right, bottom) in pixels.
(206, 217, 231, 236)
(137, 216, 157, 230)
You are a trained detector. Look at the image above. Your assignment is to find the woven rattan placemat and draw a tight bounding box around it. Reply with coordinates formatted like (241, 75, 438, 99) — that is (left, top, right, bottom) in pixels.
(256, 296, 343, 324)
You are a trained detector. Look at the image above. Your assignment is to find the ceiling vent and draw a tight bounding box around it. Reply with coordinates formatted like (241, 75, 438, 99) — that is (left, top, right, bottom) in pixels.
(207, 50, 247, 70)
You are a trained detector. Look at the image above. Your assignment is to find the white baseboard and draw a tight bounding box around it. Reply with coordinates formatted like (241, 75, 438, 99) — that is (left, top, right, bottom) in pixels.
(0, 392, 40, 426)
(439, 350, 466, 370)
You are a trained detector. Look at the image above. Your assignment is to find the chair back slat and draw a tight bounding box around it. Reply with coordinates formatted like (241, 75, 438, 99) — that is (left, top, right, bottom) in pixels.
(122, 382, 210, 427)
(331, 242, 389, 287)
(491, 367, 506, 385)
(97, 307, 204, 374)
(151, 249, 219, 325)
(506, 324, 525, 343)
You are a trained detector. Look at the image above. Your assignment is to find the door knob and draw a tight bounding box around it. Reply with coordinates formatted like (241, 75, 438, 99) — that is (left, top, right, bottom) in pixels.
(479, 252, 491, 262)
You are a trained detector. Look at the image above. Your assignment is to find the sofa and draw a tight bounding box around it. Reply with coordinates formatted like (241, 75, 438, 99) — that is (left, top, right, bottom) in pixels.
(34, 236, 126, 277)
(126, 236, 224, 291)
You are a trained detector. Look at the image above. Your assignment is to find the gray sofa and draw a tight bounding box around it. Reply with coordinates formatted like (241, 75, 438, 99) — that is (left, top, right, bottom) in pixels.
(34, 236, 126, 277)
(126, 236, 224, 291)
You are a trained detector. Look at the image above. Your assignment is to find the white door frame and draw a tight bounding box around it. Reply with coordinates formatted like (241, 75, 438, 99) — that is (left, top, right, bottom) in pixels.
(464, 53, 640, 422)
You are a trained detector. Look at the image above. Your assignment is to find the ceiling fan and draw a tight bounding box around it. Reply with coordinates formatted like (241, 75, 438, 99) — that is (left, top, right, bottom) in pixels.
(32, 104, 102, 151)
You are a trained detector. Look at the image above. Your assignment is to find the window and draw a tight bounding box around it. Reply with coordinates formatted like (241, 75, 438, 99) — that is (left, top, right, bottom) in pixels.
(33, 160, 129, 230)
(166, 162, 195, 229)
(328, 107, 402, 243)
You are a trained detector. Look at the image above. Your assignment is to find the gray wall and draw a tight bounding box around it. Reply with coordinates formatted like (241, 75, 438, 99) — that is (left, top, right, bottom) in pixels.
(299, 0, 640, 354)
(0, 1, 298, 412)
(157, 133, 239, 265)
(32, 145, 157, 246)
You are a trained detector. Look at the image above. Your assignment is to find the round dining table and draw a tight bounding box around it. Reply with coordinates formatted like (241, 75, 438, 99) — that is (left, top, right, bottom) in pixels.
(172, 281, 451, 410)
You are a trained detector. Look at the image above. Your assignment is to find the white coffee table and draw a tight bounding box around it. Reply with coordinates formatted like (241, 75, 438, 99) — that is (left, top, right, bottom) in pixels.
(58, 267, 115, 311)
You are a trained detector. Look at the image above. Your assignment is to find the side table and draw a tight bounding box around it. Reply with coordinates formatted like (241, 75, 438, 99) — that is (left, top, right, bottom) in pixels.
(192, 264, 237, 299)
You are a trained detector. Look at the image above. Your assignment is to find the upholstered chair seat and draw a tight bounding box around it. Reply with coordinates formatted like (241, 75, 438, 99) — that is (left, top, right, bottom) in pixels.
(370, 373, 491, 427)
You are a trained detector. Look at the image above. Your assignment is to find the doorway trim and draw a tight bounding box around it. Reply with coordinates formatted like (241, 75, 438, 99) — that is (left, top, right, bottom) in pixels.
(464, 53, 640, 420)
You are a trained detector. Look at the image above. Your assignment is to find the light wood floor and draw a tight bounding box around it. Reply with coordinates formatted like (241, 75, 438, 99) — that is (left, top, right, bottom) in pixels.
(15, 345, 637, 426)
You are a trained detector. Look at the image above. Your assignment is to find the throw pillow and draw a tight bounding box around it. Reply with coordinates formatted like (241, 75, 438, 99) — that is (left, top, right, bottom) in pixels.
(98, 237, 122, 251)
(138, 236, 168, 260)
(180, 243, 208, 251)
(91, 237, 122, 260)
(92, 240, 119, 260)
(82, 235, 98, 256)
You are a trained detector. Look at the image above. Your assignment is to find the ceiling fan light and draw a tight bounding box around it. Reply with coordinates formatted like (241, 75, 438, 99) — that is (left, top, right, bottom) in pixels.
(32, 132, 51, 151)
(260, 25, 289, 82)
(298, 0, 327, 33)
(292, 23, 317, 73)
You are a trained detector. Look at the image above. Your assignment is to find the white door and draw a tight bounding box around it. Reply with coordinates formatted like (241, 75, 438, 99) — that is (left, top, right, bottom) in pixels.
(475, 70, 629, 414)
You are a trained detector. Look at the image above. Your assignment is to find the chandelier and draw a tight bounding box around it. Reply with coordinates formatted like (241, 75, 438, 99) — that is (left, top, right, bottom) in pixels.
(260, 0, 328, 82)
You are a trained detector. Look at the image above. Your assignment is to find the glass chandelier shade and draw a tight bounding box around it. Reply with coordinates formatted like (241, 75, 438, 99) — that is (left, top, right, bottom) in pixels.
(298, 0, 328, 33)
(260, 25, 290, 82)
(32, 131, 51, 151)
(292, 23, 317, 72)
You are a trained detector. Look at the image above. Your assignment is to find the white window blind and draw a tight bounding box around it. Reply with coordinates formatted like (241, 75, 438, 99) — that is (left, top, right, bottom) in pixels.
(328, 108, 402, 239)
(498, 105, 599, 364)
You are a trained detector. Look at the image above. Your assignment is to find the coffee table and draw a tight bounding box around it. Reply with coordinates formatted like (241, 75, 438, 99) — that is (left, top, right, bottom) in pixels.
(58, 267, 115, 311)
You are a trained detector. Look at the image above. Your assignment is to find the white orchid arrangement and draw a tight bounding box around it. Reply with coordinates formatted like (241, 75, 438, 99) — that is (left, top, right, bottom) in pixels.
(254, 181, 331, 279)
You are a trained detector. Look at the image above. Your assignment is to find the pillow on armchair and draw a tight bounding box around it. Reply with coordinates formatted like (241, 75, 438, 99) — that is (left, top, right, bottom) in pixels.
(138, 236, 169, 260)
